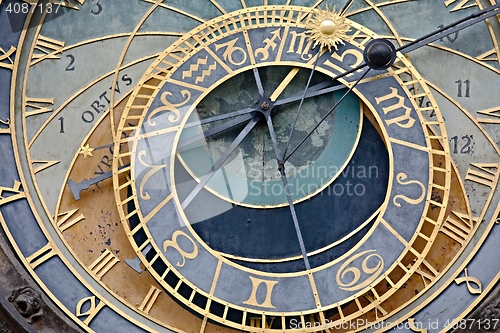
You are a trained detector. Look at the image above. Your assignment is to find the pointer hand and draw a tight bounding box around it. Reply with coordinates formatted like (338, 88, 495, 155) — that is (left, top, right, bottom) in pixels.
(328, 3, 500, 75)
(273, 80, 344, 107)
(397, 3, 500, 54)
(359, 3, 500, 70)
(263, 112, 311, 270)
(69, 163, 130, 200)
(339, 0, 356, 15)
(178, 113, 253, 150)
(284, 67, 371, 162)
(279, 165, 311, 270)
(252, 67, 265, 97)
(181, 80, 347, 149)
(282, 50, 322, 159)
(181, 115, 260, 209)
(183, 106, 255, 128)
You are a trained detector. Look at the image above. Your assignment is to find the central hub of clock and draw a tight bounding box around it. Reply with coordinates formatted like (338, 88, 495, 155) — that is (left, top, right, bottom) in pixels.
(177, 66, 364, 208)
(260, 100, 271, 111)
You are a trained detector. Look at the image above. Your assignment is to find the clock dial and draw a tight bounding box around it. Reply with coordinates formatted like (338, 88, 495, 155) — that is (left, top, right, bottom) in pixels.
(0, 0, 499, 332)
(113, 7, 450, 330)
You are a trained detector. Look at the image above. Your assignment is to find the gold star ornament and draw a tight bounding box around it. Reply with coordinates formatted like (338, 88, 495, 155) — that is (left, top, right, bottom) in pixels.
(307, 5, 351, 51)
(79, 144, 94, 159)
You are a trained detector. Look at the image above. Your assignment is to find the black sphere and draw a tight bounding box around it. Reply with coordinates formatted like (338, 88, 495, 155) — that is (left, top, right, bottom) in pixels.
(364, 39, 396, 70)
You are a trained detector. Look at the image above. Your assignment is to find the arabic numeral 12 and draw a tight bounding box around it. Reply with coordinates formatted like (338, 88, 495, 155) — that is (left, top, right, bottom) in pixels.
(450, 135, 473, 154)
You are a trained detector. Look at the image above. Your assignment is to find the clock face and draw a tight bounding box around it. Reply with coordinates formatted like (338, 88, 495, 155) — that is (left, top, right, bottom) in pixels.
(0, 0, 499, 332)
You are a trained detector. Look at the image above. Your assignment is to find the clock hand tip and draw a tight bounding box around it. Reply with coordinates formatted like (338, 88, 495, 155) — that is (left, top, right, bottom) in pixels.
(67, 179, 81, 201)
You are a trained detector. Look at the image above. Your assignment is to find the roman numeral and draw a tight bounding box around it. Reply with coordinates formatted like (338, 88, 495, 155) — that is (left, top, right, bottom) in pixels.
(476, 48, 499, 64)
(444, 0, 477, 12)
(477, 106, 500, 124)
(25, 97, 55, 117)
(360, 290, 387, 319)
(0, 46, 16, 70)
(32, 160, 60, 174)
(412, 259, 439, 286)
(137, 285, 161, 314)
(249, 316, 276, 329)
(0, 181, 26, 206)
(243, 276, 278, 308)
(31, 35, 65, 66)
(465, 162, 498, 188)
(26, 242, 57, 269)
(55, 209, 86, 232)
(88, 249, 120, 279)
(439, 211, 477, 246)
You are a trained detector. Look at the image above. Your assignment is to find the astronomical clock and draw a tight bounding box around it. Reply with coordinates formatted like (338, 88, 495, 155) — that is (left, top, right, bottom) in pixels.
(1, 0, 500, 332)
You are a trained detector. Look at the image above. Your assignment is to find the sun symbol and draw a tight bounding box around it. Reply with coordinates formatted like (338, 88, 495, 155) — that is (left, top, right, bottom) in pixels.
(307, 5, 351, 51)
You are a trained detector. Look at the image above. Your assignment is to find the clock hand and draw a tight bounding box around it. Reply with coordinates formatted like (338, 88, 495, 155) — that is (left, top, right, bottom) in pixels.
(181, 80, 337, 132)
(354, 3, 500, 71)
(180, 81, 344, 150)
(396, 2, 500, 54)
(181, 115, 260, 209)
(252, 68, 265, 97)
(269, 67, 302, 102)
(183, 106, 255, 128)
(289, 3, 500, 92)
(184, 70, 341, 133)
(339, 0, 356, 15)
(273, 80, 343, 107)
(268, 47, 330, 102)
(68, 163, 131, 200)
(282, 50, 322, 159)
(279, 165, 311, 270)
(284, 67, 371, 162)
(178, 113, 254, 149)
(181, 81, 344, 149)
(69, 114, 256, 200)
(263, 112, 311, 270)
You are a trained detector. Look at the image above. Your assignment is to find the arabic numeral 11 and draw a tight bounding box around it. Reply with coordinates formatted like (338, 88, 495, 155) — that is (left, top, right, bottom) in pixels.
(456, 79, 470, 98)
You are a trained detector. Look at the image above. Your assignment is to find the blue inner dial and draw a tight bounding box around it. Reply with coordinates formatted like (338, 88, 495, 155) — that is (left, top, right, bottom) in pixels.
(178, 66, 363, 207)
(174, 67, 389, 272)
